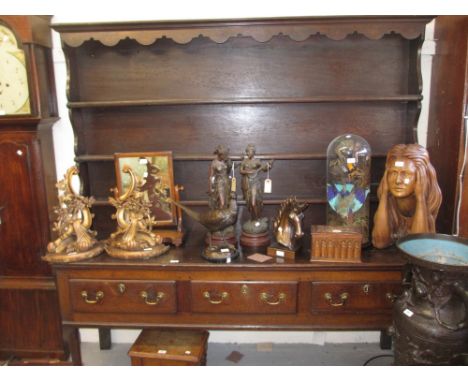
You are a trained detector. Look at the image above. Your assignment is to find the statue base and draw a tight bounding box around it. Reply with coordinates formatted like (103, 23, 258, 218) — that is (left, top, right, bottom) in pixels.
(240, 230, 271, 248)
(266, 242, 298, 260)
(205, 227, 236, 246)
(201, 243, 239, 263)
(105, 243, 170, 260)
(43, 242, 105, 263)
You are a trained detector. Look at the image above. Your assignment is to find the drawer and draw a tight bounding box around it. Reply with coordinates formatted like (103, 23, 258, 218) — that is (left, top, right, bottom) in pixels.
(310, 281, 403, 313)
(190, 281, 297, 314)
(69, 279, 177, 314)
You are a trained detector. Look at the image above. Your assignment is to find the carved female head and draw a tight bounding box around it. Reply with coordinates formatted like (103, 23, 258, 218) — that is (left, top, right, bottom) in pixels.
(378, 144, 442, 236)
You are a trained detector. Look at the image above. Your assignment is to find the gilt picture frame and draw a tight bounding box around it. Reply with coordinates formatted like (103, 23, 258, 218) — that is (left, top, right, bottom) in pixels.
(114, 151, 177, 227)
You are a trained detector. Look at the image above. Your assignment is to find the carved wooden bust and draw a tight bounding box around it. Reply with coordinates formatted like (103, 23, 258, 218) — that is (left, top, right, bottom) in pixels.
(372, 144, 442, 249)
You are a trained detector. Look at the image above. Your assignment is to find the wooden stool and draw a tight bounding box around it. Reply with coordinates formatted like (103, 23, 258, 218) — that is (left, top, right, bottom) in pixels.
(128, 329, 209, 366)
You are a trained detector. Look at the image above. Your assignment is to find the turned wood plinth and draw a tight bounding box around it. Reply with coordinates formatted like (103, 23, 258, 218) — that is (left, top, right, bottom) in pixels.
(240, 230, 271, 248)
(205, 231, 236, 246)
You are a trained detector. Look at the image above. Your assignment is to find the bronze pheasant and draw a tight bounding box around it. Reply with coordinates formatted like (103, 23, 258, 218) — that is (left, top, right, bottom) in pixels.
(169, 194, 238, 233)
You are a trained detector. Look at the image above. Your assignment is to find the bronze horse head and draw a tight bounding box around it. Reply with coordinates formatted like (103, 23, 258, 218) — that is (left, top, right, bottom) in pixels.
(273, 196, 309, 250)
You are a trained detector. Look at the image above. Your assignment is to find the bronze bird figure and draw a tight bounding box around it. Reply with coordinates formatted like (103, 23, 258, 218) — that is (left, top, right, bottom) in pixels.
(169, 193, 238, 233)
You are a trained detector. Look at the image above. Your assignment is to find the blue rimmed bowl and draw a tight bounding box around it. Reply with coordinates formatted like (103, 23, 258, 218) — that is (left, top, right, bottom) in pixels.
(396, 233, 468, 272)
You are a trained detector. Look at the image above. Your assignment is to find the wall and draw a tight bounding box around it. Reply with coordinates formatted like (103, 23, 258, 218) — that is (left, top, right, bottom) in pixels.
(49, 9, 435, 345)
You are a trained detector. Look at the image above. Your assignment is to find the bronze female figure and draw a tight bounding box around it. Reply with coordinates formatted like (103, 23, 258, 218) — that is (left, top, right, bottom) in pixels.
(239, 144, 273, 226)
(208, 144, 232, 210)
(372, 144, 442, 249)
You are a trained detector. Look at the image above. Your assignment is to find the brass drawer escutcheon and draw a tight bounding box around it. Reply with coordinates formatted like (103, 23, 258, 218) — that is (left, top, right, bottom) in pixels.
(203, 291, 229, 304)
(81, 290, 104, 304)
(324, 292, 349, 307)
(259, 292, 286, 306)
(140, 291, 165, 306)
(362, 284, 370, 294)
(117, 283, 126, 294)
(241, 284, 249, 296)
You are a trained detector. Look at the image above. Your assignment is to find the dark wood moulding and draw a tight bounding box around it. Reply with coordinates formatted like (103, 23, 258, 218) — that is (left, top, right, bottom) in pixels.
(53, 16, 433, 47)
(76, 153, 388, 162)
(67, 95, 422, 108)
(91, 196, 379, 207)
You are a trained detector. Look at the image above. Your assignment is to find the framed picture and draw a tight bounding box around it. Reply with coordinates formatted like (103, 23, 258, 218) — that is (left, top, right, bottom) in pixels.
(114, 151, 177, 227)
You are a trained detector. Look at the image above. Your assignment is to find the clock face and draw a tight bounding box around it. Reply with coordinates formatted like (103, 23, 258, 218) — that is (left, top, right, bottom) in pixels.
(0, 24, 30, 116)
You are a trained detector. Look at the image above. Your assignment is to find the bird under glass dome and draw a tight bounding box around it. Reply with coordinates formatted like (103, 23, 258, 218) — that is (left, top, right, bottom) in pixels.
(326, 134, 371, 246)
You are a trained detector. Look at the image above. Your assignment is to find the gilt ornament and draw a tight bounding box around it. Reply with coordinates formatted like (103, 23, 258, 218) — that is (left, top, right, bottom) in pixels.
(106, 165, 169, 259)
(43, 166, 104, 263)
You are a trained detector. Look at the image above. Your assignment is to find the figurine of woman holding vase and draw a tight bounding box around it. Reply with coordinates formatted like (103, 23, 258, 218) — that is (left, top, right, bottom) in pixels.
(240, 144, 273, 247)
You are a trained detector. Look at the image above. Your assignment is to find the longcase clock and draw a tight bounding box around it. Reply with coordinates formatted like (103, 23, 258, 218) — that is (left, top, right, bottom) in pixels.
(0, 16, 69, 364)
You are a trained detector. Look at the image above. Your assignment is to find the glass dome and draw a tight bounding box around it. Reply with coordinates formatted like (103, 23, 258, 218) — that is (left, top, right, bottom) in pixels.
(326, 134, 371, 245)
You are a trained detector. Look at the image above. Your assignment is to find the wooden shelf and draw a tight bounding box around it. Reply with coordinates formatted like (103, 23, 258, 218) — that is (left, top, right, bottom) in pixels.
(92, 198, 326, 207)
(75, 153, 388, 163)
(68, 95, 422, 109)
(92, 196, 378, 207)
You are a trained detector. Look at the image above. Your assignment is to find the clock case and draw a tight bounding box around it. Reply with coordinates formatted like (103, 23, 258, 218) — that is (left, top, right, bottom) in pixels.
(0, 16, 69, 363)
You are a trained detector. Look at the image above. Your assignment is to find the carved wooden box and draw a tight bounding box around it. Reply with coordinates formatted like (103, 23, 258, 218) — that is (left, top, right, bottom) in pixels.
(310, 225, 362, 263)
(128, 329, 209, 366)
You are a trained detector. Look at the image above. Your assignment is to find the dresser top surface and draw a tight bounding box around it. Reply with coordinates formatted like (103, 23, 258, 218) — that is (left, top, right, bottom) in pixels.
(51, 240, 405, 271)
